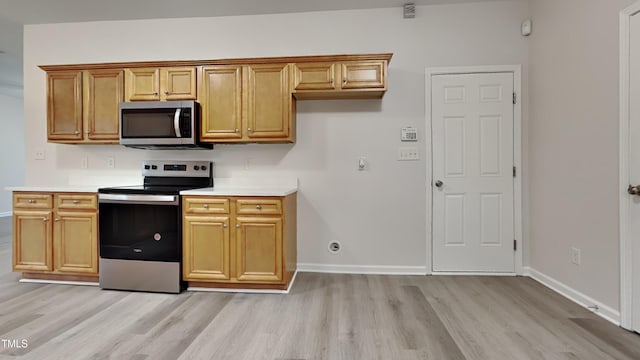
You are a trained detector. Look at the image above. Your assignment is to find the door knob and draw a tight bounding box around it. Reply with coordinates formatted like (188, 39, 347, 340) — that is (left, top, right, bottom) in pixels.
(435, 180, 444, 188)
(628, 184, 640, 195)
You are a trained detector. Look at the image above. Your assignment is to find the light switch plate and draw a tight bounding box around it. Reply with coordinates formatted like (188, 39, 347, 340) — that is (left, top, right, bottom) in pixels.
(398, 147, 419, 161)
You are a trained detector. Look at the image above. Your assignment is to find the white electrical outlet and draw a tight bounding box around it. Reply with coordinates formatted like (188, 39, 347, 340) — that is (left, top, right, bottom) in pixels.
(571, 247, 581, 265)
(106, 157, 115, 169)
(398, 147, 419, 161)
(34, 148, 46, 160)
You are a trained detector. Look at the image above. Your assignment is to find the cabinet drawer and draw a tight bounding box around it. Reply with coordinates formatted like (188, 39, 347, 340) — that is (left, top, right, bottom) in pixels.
(55, 194, 97, 210)
(236, 199, 282, 215)
(184, 197, 230, 214)
(13, 193, 53, 209)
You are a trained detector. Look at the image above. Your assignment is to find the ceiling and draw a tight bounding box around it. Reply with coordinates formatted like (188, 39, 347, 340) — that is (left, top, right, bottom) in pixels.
(0, 0, 501, 97)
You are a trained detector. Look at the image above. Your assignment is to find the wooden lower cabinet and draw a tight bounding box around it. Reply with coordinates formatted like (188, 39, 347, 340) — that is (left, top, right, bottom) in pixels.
(12, 192, 98, 279)
(183, 193, 297, 290)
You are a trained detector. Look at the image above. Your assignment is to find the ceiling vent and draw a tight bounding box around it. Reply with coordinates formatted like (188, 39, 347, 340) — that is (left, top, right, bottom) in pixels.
(403, 3, 416, 19)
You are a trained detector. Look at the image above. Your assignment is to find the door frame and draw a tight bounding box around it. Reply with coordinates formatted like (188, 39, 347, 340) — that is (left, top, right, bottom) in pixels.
(619, 1, 640, 330)
(425, 65, 523, 275)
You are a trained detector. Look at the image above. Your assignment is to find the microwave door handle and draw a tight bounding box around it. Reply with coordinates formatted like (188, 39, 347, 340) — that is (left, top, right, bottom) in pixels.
(174, 108, 182, 138)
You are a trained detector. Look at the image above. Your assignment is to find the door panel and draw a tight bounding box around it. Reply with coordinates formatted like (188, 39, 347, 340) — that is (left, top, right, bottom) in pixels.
(235, 217, 282, 282)
(55, 211, 98, 273)
(246, 64, 290, 139)
(125, 68, 160, 101)
(200, 66, 243, 140)
(629, 10, 640, 332)
(183, 215, 230, 281)
(432, 72, 514, 272)
(13, 210, 53, 271)
(85, 69, 123, 140)
(47, 71, 83, 140)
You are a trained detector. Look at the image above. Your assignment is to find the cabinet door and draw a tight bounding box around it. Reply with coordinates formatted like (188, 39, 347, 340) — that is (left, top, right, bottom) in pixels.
(125, 68, 160, 101)
(235, 216, 283, 282)
(162, 67, 197, 100)
(54, 211, 98, 274)
(47, 70, 83, 141)
(13, 210, 53, 272)
(293, 63, 337, 91)
(183, 215, 231, 281)
(340, 61, 386, 90)
(84, 69, 123, 141)
(245, 64, 292, 140)
(200, 66, 243, 140)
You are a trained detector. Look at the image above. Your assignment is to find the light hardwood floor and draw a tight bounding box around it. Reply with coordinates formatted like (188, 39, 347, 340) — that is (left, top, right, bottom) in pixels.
(0, 216, 639, 359)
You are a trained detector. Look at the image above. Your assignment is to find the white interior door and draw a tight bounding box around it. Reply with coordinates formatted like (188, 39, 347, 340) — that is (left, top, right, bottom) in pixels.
(431, 72, 515, 272)
(628, 9, 640, 333)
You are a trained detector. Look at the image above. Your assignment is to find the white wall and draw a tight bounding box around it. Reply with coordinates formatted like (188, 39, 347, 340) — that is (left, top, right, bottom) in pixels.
(23, 1, 529, 270)
(0, 93, 24, 216)
(528, 0, 637, 311)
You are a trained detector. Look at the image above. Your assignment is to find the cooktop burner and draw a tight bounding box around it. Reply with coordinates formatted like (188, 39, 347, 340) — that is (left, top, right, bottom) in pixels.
(98, 160, 213, 195)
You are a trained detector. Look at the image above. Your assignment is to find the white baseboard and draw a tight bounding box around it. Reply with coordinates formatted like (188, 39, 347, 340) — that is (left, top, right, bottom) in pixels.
(524, 266, 620, 325)
(0, 211, 12, 217)
(297, 263, 427, 275)
(188, 271, 298, 294)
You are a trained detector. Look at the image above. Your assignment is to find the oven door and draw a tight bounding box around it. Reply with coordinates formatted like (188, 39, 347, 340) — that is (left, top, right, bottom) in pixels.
(98, 194, 182, 262)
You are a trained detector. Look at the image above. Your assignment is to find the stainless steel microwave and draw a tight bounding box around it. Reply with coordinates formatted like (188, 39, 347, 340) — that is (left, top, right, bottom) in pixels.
(119, 100, 212, 149)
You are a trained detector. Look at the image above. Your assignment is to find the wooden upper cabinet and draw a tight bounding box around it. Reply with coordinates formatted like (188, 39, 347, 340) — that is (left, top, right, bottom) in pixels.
(84, 69, 123, 141)
(293, 62, 337, 91)
(246, 64, 292, 141)
(125, 68, 160, 101)
(46, 69, 122, 144)
(200, 65, 243, 140)
(292, 58, 389, 99)
(164, 67, 197, 100)
(200, 64, 294, 143)
(47, 70, 83, 141)
(125, 66, 196, 101)
(341, 61, 386, 90)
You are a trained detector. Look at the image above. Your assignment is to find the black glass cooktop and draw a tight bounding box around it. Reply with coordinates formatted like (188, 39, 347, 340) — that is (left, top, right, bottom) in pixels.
(98, 185, 208, 195)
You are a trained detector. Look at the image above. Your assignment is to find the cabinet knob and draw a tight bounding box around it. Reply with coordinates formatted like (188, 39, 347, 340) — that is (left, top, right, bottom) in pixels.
(236, 224, 241, 228)
(43, 217, 49, 222)
(203, 204, 209, 209)
(235, 129, 240, 133)
(247, 128, 253, 132)
(75, 130, 80, 134)
(255, 205, 262, 210)
(55, 218, 60, 222)
(343, 76, 347, 83)
(223, 223, 228, 228)
(72, 200, 80, 204)
(164, 90, 169, 95)
(28, 199, 35, 204)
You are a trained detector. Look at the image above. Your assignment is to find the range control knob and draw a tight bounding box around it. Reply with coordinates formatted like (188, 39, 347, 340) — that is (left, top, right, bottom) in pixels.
(144, 165, 150, 170)
(151, 165, 158, 170)
(194, 165, 200, 171)
(201, 165, 207, 171)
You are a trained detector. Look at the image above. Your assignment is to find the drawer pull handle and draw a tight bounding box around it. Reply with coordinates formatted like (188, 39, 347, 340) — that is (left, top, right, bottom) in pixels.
(256, 205, 262, 210)
(203, 204, 209, 209)
(72, 200, 80, 204)
(28, 199, 35, 204)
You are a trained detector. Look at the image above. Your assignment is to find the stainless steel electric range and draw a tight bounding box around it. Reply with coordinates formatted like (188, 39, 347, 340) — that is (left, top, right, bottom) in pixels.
(97, 160, 212, 293)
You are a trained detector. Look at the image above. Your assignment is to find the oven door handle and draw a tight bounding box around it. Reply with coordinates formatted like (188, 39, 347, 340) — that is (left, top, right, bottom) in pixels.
(174, 108, 182, 138)
(98, 194, 179, 205)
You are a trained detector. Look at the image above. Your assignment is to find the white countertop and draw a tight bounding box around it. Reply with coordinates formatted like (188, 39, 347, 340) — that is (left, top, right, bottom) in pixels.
(8, 177, 298, 197)
(7, 186, 101, 193)
(180, 186, 297, 197)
